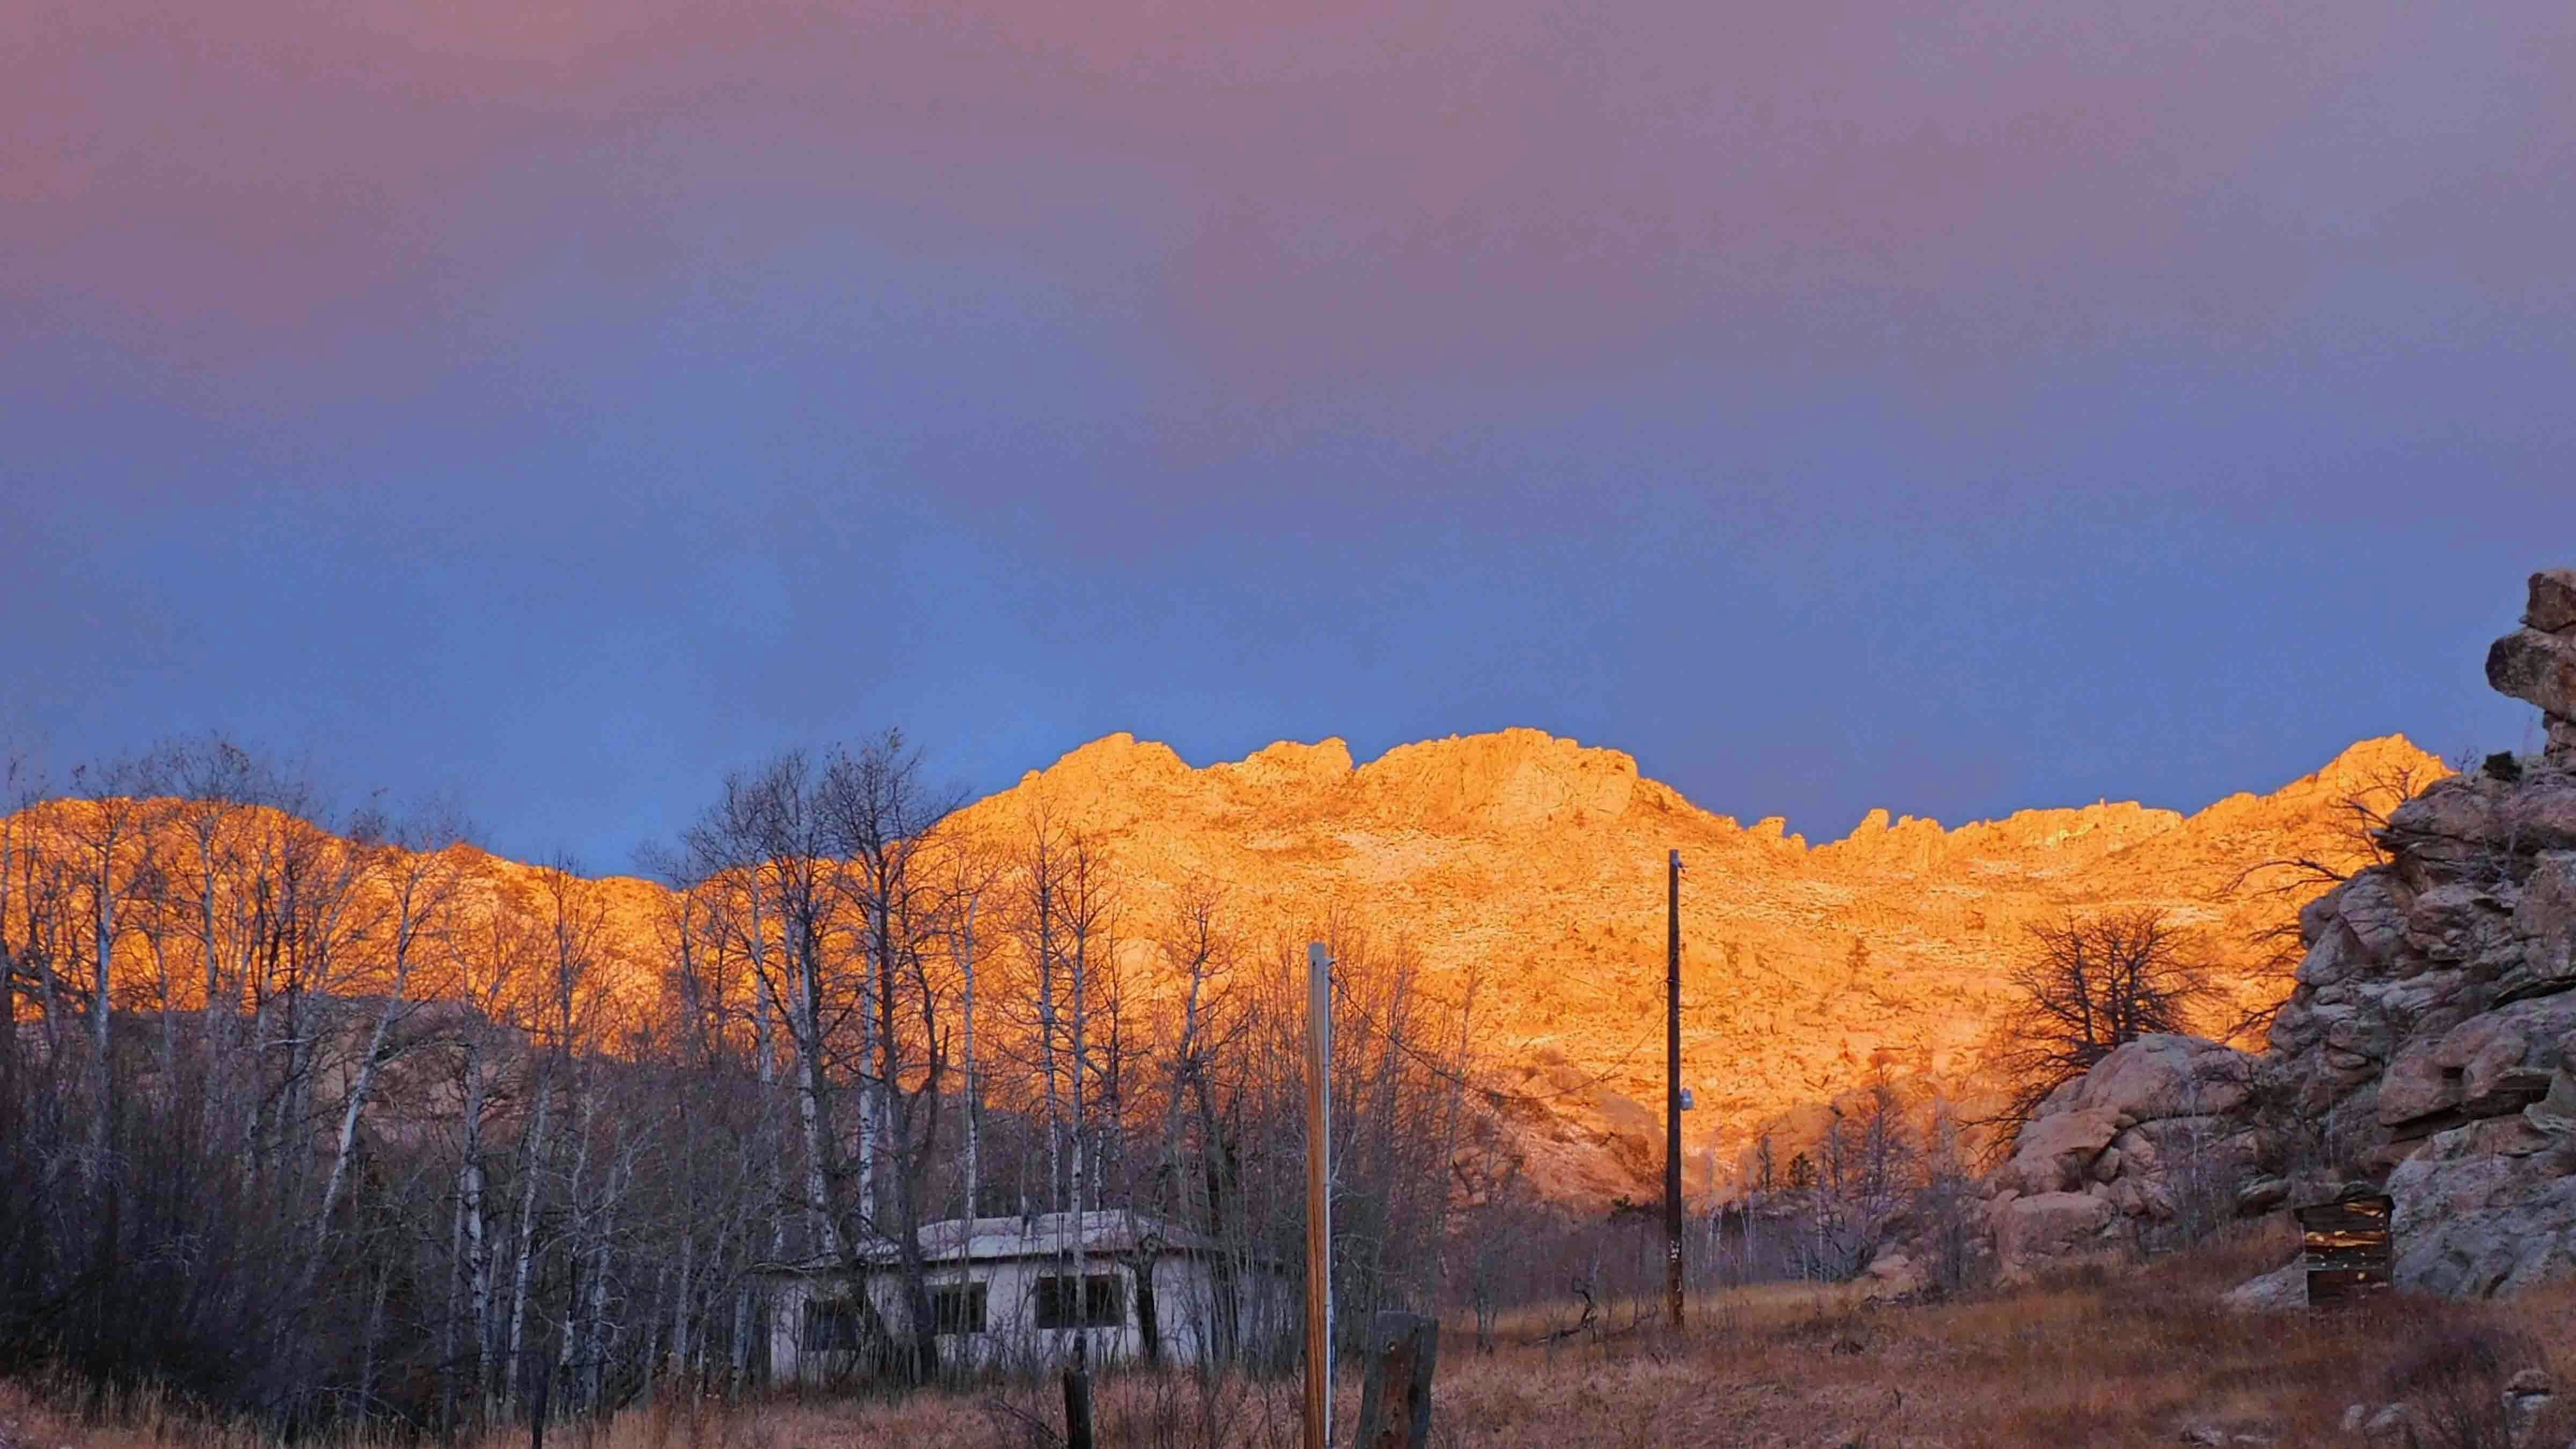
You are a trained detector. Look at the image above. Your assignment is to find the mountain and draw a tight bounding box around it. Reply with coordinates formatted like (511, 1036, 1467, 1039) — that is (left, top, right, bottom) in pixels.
(2, 729, 2441, 1204)
(947, 728, 2443, 1199)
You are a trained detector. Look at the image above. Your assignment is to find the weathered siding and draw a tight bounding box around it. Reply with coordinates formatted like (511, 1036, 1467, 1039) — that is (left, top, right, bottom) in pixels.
(771, 1253, 1286, 1381)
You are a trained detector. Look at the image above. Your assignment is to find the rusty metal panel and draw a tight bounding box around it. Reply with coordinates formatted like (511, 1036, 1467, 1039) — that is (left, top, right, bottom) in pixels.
(2296, 1191, 2392, 1307)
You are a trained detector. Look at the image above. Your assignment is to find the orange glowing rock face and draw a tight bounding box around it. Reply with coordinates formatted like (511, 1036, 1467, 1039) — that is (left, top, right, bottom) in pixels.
(1, 729, 2439, 1203)
(943, 729, 2441, 1199)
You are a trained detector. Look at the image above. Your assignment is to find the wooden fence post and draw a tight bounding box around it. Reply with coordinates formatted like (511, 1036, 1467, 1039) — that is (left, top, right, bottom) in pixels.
(1063, 1363, 1095, 1449)
(1352, 1311, 1437, 1449)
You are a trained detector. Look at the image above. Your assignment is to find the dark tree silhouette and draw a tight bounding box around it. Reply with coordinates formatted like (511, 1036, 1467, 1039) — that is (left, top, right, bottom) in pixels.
(1995, 909, 2211, 1133)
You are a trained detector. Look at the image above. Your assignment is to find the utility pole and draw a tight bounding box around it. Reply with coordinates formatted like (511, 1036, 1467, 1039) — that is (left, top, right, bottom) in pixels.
(1305, 941, 1334, 1449)
(961, 898, 978, 1224)
(1666, 849, 1685, 1330)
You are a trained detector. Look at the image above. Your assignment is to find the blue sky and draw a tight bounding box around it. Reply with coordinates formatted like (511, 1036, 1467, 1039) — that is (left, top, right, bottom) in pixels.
(5, 0, 2571, 868)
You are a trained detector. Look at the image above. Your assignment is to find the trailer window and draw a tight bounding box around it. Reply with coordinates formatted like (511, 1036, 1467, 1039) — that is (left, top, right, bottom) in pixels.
(932, 1282, 989, 1335)
(802, 1298, 862, 1352)
(1033, 1273, 1124, 1330)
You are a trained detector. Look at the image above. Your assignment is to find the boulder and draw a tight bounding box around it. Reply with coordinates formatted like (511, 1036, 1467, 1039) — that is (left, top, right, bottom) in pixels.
(2389, 1121, 2576, 1297)
(2236, 1175, 2290, 1213)
(2520, 855, 2576, 983)
(1984, 1036, 2272, 1271)
(1857, 1246, 1927, 1299)
(2442, 1015, 2539, 1111)
(2079, 1034, 2254, 1122)
(2527, 568, 2576, 635)
(2031, 1073, 2089, 1121)
(2111, 1115, 2260, 1177)
(2374, 1000, 2572, 1133)
(2266, 999, 2318, 1056)
(2322, 1005, 2394, 1065)
(2384, 784, 2501, 865)
(2337, 871, 2419, 966)
(2293, 924, 2362, 990)
(2299, 889, 2343, 949)
(2540, 1041, 2576, 1120)
(2406, 883, 2518, 967)
(2487, 628, 2576, 726)
(2219, 1260, 2305, 1312)
(1994, 1191, 2116, 1274)
(2003, 1107, 2121, 1195)
(2380, 1040, 2458, 1128)
(2500, 774, 2576, 853)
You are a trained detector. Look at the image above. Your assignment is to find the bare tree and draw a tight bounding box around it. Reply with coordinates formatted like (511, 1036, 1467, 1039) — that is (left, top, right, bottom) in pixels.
(1992, 909, 2211, 1133)
(0, 728, 1512, 1440)
(820, 730, 963, 1382)
(59, 756, 167, 1183)
(309, 809, 465, 1262)
(445, 864, 541, 1415)
(2234, 755, 2440, 899)
(0, 749, 48, 1166)
(1007, 811, 1073, 1220)
(942, 850, 1004, 1224)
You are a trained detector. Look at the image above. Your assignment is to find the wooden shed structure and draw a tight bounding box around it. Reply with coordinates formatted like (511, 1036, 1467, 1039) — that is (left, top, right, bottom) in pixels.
(2296, 1186, 2394, 1307)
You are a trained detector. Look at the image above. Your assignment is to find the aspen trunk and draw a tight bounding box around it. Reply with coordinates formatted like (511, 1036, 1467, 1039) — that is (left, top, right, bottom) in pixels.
(313, 948, 410, 1255)
(462, 1037, 494, 1395)
(791, 950, 843, 1260)
(88, 847, 114, 1177)
(506, 1069, 554, 1405)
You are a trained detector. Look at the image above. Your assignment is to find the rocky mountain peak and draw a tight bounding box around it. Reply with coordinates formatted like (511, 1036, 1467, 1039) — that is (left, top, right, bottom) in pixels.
(947, 721, 2448, 1200)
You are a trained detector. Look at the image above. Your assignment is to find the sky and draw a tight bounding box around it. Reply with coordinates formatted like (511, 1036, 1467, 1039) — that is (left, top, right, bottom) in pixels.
(5, 0, 2573, 870)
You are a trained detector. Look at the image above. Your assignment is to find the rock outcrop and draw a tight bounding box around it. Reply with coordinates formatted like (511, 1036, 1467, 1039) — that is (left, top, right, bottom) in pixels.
(2489, 567, 2576, 763)
(2252, 568, 2576, 1297)
(1989, 569, 2576, 1297)
(950, 726, 2445, 1199)
(1986, 1034, 2273, 1278)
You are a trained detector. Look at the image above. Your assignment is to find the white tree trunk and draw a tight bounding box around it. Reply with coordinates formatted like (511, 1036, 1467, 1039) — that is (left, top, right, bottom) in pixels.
(461, 1037, 493, 1395)
(791, 949, 843, 1260)
(313, 961, 409, 1254)
(505, 1070, 553, 1404)
(88, 845, 114, 1176)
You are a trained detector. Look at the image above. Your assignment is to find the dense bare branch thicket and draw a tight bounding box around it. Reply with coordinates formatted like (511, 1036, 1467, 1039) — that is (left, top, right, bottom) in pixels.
(1989, 909, 2212, 1132)
(0, 734, 1495, 1439)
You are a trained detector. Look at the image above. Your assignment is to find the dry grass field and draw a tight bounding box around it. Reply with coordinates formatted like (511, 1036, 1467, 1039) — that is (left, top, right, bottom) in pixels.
(12, 1224, 2576, 1448)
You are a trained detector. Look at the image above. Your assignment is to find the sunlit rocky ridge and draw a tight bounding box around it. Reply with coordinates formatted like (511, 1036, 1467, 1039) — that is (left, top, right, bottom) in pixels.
(947, 727, 2440, 1198)
(6, 727, 2438, 1203)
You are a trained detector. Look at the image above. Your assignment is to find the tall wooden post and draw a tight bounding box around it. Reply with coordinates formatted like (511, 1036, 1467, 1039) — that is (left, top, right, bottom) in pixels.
(961, 898, 978, 1223)
(1666, 850, 1685, 1329)
(1305, 941, 1333, 1449)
